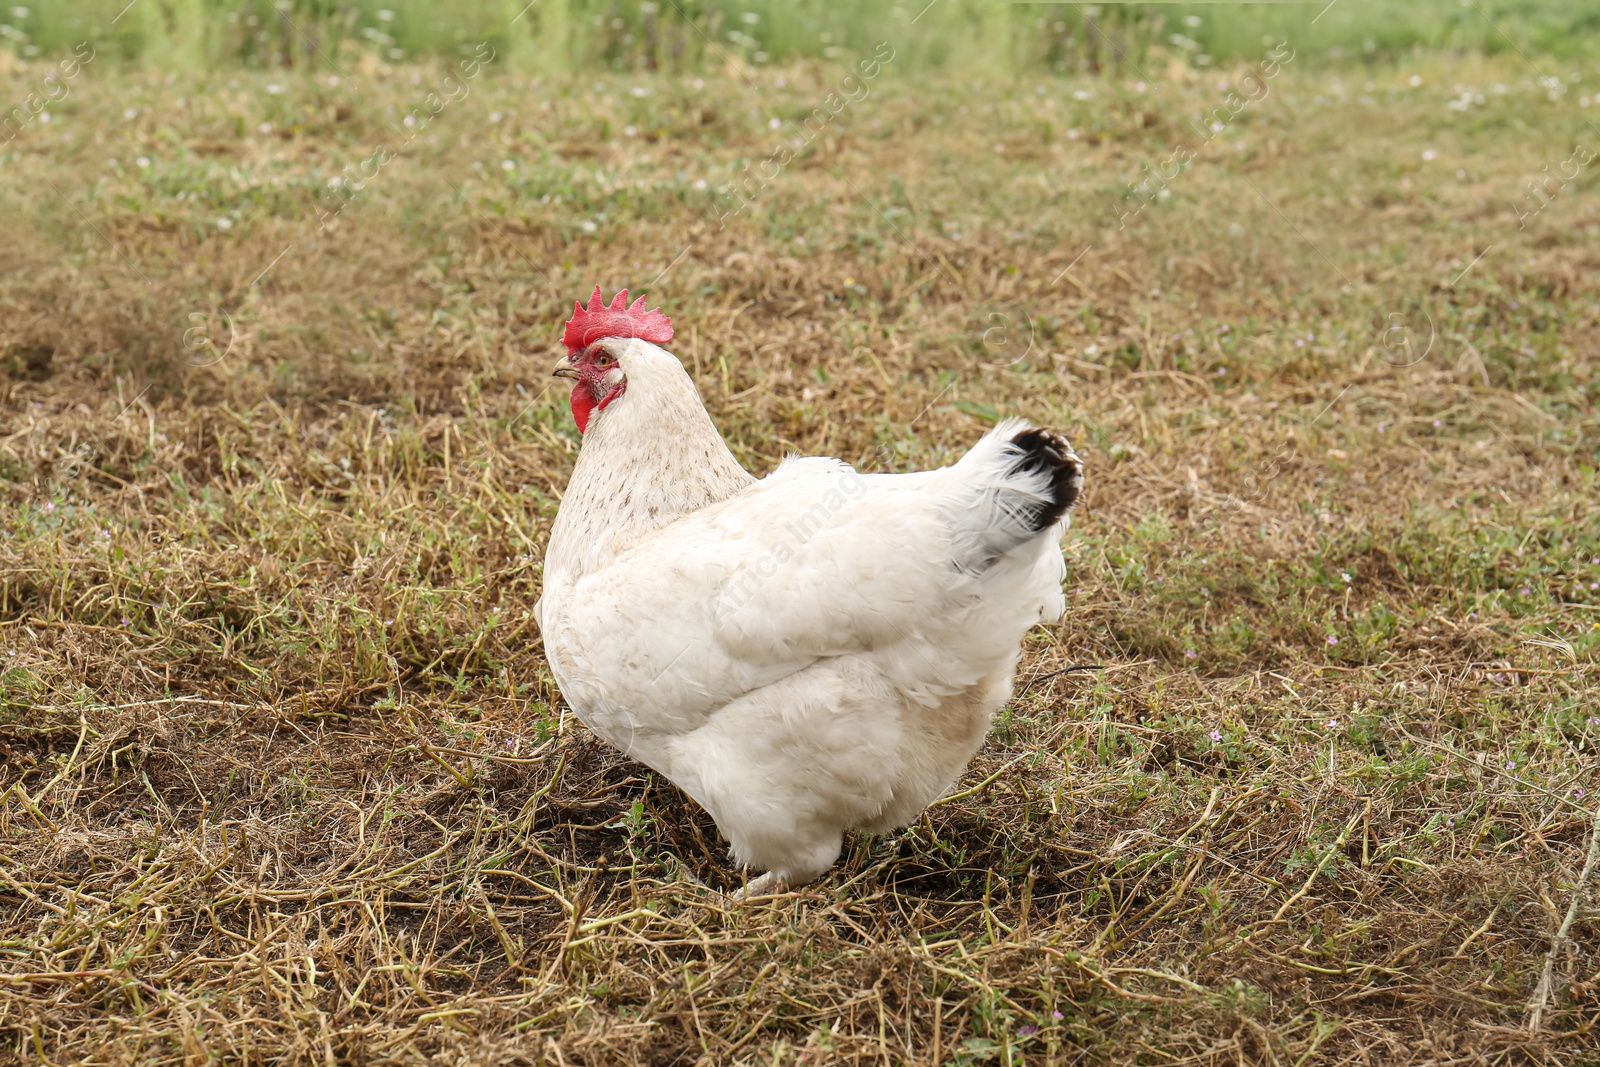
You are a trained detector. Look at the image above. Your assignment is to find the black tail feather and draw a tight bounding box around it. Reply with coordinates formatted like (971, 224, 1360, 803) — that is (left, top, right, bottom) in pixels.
(949, 425, 1085, 577)
(1002, 427, 1084, 533)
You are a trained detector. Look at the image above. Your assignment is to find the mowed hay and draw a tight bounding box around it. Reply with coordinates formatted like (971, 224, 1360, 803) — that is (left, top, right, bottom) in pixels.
(2, 52, 1599, 1065)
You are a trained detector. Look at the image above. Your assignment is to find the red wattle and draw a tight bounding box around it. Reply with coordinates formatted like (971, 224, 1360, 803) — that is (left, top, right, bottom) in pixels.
(570, 383, 596, 433)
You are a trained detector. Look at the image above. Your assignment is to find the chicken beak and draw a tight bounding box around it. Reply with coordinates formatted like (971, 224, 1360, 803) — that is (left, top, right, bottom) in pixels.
(552, 356, 580, 380)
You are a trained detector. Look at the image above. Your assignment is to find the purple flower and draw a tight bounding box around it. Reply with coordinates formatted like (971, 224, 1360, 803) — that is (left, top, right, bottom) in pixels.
(1327, 719, 1339, 729)
(1210, 730, 1222, 742)
(1052, 1010, 1064, 1019)
(1327, 635, 1339, 646)
(1018, 1024, 1038, 1037)
(1185, 649, 1197, 659)
(1519, 587, 1531, 595)
(1506, 760, 1516, 770)
(1432, 419, 1442, 428)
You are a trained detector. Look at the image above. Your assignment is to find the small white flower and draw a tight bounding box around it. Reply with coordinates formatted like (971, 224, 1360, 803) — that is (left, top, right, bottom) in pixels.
(135, 156, 150, 168)
(692, 78, 705, 89)
(266, 83, 284, 94)
(12, 6, 31, 17)
(123, 107, 138, 120)
(37, 110, 49, 123)
(216, 217, 233, 230)
(327, 75, 340, 87)
(692, 178, 708, 190)
(501, 158, 515, 170)
(258, 121, 272, 134)
(580, 219, 597, 233)
(377, 8, 394, 20)
(1408, 75, 1423, 87)
(488, 110, 503, 122)
(1073, 88, 1092, 101)
(768, 116, 781, 129)
(403, 114, 416, 127)
(631, 86, 650, 97)
(623, 124, 637, 136)
(1421, 148, 1437, 161)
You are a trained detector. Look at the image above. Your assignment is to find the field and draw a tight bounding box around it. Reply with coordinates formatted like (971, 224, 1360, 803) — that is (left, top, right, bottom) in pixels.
(3, 6, 1600, 1064)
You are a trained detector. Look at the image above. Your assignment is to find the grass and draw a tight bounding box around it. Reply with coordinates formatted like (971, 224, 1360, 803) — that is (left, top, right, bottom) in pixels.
(3, 27, 1600, 1067)
(7, 0, 1600, 71)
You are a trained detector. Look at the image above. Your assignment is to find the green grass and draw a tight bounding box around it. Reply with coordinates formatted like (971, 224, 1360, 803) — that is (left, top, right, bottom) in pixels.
(2, 34, 1600, 1067)
(6, 0, 1600, 71)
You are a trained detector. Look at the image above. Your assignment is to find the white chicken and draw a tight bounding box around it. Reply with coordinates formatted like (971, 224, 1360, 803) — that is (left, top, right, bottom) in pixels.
(536, 288, 1084, 896)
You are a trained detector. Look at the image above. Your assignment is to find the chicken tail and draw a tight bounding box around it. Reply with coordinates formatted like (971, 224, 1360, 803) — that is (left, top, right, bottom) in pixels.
(948, 420, 1083, 574)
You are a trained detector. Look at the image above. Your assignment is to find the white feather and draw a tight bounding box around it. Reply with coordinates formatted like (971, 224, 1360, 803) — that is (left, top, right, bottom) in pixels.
(541, 337, 1079, 885)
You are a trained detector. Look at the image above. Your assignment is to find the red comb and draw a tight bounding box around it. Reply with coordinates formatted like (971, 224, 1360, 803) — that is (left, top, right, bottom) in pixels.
(562, 286, 674, 352)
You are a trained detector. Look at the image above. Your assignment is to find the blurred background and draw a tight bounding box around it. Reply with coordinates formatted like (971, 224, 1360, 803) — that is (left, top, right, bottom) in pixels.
(11, 0, 1600, 71)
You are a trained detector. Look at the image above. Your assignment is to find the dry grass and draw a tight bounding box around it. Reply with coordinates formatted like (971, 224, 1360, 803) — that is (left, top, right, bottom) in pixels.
(3, 46, 1600, 1065)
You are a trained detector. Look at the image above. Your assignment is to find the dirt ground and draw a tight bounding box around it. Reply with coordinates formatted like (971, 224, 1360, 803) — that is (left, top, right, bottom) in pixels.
(2, 48, 1599, 1065)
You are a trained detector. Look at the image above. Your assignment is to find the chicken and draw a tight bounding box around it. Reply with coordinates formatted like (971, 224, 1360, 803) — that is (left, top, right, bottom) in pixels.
(536, 287, 1084, 895)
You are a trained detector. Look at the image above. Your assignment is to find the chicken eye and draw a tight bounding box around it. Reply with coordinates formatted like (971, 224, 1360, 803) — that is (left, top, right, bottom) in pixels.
(596, 353, 615, 367)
